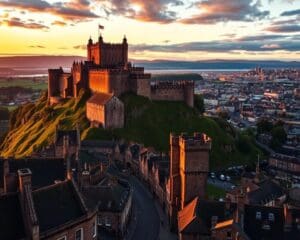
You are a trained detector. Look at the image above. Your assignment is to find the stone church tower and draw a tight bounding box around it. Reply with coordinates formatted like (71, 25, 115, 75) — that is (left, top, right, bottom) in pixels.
(169, 132, 211, 229)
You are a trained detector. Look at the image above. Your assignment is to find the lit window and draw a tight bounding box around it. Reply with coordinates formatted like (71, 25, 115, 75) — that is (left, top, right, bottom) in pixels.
(57, 237, 66, 240)
(268, 213, 275, 221)
(75, 228, 83, 240)
(256, 212, 262, 220)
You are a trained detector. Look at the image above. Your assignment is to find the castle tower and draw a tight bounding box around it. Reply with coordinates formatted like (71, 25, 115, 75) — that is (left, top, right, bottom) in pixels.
(179, 132, 211, 209)
(169, 132, 211, 228)
(184, 81, 194, 108)
(87, 36, 128, 68)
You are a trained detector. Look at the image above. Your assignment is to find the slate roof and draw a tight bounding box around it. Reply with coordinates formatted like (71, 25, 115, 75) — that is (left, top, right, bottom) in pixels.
(178, 197, 237, 235)
(87, 92, 113, 105)
(79, 150, 109, 166)
(32, 180, 86, 232)
(82, 178, 131, 212)
(55, 129, 78, 146)
(81, 139, 116, 149)
(0, 193, 26, 240)
(0, 158, 66, 190)
(248, 180, 284, 205)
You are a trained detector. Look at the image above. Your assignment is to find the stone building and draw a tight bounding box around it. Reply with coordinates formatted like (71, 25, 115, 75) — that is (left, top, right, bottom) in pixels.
(48, 34, 195, 129)
(86, 92, 124, 128)
(82, 177, 133, 237)
(0, 168, 97, 240)
(169, 132, 212, 229)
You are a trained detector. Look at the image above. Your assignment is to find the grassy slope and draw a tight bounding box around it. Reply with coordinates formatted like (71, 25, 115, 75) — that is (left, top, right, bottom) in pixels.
(83, 93, 261, 169)
(0, 90, 90, 158)
(1, 92, 261, 168)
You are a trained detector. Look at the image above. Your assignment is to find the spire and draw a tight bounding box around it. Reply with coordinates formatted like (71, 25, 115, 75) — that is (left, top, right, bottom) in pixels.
(88, 36, 93, 45)
(99, 34, 103, 43)
(123, 34, 127, 43)
(256, 154, 260, 175)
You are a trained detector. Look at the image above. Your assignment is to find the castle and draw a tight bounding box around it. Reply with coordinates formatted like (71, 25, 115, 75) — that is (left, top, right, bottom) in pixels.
(48, 35, 195, 128)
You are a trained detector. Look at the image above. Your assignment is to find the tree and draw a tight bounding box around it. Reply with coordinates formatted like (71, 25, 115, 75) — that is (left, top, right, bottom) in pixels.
(256, 118, 273, 134)
(271, 126, 287, 150)
(194, 94, 205, 114)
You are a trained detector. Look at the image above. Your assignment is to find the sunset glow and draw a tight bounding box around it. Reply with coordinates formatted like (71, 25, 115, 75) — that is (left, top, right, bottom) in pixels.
(0, 0, 299, 60)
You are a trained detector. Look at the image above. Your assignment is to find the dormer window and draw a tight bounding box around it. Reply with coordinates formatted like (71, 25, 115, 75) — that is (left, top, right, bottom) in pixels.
(268, 213, 275, 221)
(256, 211, 262, 220)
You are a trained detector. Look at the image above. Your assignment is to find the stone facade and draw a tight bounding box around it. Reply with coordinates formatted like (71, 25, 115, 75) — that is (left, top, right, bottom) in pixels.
(86, 93, 124, 129)
(169, 132, 211, 229)
(48, 35, 195, 129)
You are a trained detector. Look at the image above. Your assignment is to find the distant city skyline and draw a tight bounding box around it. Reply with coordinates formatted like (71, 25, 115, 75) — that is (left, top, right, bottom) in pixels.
(0, 0, 299, 60)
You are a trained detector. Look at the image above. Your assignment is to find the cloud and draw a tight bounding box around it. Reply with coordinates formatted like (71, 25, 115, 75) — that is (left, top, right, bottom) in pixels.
(261, 44, 281, 49)
(29, 45, 46, 48)
(180, 0, 269, 24)
(0, 17, 49, 30)
(0, 0, 99, 21)
(74, 44, 86, 50)
(52, 20, 67, 26)
(130, 35, 300, 53)
(265, 24, 300, 33)
(281, 9, 300, 16)
(100, 0, 183, 23)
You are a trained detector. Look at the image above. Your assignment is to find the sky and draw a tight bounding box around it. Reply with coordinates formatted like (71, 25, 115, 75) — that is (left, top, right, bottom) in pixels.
(0, 0, 299, 61)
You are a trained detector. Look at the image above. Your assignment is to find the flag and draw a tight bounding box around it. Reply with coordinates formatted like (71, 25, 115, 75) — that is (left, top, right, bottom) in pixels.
(99, 25, 104, 30)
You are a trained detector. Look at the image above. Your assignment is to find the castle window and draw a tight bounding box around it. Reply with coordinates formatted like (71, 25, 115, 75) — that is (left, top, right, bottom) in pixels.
(75, 228, 83, 240)
(256, 211, 262, 220)
(268, 213, 275, 221)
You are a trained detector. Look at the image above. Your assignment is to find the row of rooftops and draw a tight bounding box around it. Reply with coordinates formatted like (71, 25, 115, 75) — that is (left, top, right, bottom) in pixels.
(178, 196, 300, 240)
(270, 153, 300, 164)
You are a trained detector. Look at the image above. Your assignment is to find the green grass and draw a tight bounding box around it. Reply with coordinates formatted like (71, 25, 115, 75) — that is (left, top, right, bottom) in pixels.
(0, 77, 47, 90)
(1, 92, 261, 169)
(206, 183, 226, 200)
(0, 90, 90, 158)
(83, 93, 261, 169)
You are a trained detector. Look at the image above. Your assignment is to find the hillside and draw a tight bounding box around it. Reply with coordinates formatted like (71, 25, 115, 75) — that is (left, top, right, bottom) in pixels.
(0, 90, 90, 158)
(0, 92, 261, 169)
(82, 93, 261, 169)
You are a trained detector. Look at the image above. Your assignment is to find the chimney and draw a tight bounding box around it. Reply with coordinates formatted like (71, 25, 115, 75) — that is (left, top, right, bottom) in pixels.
(18, 168, 32, 193)
(17, 169, 39, 240)
(63, 135, 72, 180)
(3, 159, 17, 193)
(211, 216, 218, 228)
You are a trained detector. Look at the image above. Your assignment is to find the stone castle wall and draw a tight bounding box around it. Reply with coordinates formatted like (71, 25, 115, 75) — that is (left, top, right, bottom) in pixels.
(150, 81, 194, 107)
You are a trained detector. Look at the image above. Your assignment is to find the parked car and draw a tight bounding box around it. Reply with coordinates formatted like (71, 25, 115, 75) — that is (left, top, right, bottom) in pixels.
(219, 174, 225, 181)
(210, 172, 216, 179)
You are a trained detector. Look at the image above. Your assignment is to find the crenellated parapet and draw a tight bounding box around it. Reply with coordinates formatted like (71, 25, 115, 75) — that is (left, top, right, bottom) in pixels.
(150, 80, 195, 107)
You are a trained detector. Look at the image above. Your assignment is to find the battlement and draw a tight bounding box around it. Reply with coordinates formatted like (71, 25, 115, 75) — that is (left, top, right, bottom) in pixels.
(150, 80, 194, 90)
(178, 132, 211, 151)
(87, 36, 128, 68)
(170, 132, 180, 146)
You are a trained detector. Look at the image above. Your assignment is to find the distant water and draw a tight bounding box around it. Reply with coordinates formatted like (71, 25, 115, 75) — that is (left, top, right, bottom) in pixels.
(148, 69, 249, 74)
(2, 68, 249, 78)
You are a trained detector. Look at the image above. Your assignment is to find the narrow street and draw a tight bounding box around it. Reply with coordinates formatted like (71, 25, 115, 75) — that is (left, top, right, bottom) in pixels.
(128, 176, 160, 240)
